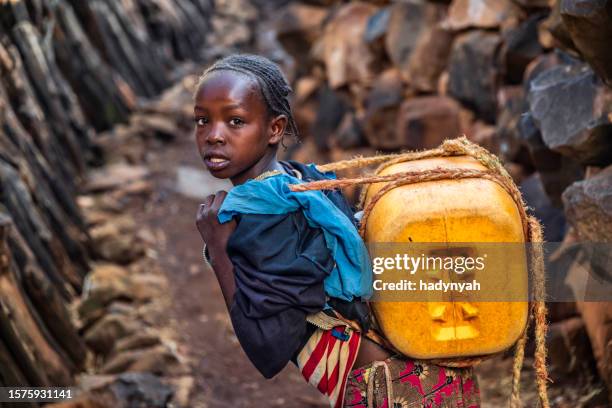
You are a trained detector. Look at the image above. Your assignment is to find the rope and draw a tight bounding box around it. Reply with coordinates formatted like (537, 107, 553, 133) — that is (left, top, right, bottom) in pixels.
(510, 325, 528, 408)
(366, 361, 394, 408)
(288, 136, 549, 407)
(527, 217, 551, 408)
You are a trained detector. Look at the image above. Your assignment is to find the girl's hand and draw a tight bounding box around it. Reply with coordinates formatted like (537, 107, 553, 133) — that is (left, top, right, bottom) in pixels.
(196, 191, 237, 258)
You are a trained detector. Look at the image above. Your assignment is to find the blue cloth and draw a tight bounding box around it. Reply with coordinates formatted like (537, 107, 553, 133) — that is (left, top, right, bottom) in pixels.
(218, 164, 372, 301)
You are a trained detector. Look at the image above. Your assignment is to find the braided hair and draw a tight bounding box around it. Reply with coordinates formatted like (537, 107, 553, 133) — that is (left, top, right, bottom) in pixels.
(197, 54, 300, 142)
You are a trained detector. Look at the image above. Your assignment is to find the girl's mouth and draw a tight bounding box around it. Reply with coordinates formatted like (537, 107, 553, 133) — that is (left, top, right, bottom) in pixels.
(204, 156, 230, 171)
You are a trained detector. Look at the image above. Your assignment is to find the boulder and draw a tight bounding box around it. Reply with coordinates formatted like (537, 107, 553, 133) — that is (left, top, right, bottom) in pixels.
(362, 68, 404, 150)
(511, 0, 550, 7)
(520, 173, 567, 242)
(445, 0, 523, 31)
(272, 3, 327, 75)
(519, 112, 584, 207)
(561, 0, 612, 86)
(448, 30, 502, 123)
(85, 164, 149, 193)
(562, 165, 612, 242)
(384, 0, 450, 91)
(468, 121, 499, 156)
(527, 63, 612, 166)
(392, 96, 463, 151)
(501, 12, 546, 84)
(47, 373, 173, 408)
(576, 301, 612, 400)
(83, 313, 142, 356)
(547, 317, 598, 379)
(310, 85, 350, 152)
(333, 112, 368, 150)
(100, 345, 182, 376)
(538, 0, 579, 52)
(317, 2, 380, 89)
(89, 217, 146, 264)
(496, 86, 528, 163)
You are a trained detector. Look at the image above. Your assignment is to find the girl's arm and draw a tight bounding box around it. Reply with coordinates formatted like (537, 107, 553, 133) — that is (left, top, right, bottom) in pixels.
(207, 246, 235, 309)
(196, 191, 237, 309)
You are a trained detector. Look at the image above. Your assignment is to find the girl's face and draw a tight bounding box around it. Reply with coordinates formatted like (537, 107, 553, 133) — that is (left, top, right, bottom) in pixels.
(194, 70, 286, 185)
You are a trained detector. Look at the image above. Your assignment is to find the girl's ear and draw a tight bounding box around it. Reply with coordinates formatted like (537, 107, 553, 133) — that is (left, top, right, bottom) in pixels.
(268, 114, 288, 145)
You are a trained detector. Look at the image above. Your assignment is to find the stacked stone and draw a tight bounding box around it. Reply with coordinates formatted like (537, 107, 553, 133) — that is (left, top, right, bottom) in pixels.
(262, 0, 611, 403)
(0, 1, 214, 406)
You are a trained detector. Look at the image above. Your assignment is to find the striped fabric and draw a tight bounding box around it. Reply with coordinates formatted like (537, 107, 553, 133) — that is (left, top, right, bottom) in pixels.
(297, 324, 361, 408)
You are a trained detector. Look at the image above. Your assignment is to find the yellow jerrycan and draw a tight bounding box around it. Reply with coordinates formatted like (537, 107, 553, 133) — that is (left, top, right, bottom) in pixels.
(363, 155, 529, 359)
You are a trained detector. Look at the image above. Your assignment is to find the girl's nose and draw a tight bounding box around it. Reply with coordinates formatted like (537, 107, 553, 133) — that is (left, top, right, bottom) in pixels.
(207, 123, 226, 144)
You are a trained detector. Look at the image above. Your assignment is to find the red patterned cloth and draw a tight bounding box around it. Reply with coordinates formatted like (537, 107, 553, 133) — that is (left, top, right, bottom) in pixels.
(297, 325, 362, 408)
(344, 356, 481, 408)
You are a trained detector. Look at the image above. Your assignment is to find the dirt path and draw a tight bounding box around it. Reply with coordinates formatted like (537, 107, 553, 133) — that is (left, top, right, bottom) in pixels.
(136, 132, 327, 407)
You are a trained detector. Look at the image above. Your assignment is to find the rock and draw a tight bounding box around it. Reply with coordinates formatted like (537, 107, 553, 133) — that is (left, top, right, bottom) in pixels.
(45, 399, 111, 408)
(519, 112, 584, 207)
(210, 15, 252, 47)
(129, 273, 166, 303)
(538, 0, 579, 52)
(501, 12, 546, 84)
(562, 165, 612, 242)
(468, 121, 499, 155)
(575, 302, 612, 399)
(496, 86, 528, 162)
(561, 0, 612, 86)
(112, 331, 162, 354)
(328, 147, 378, 204)
(292, 75, 324, 140)
(362, 68, 404, 150)
(448, 30, 502, 123)
(142, 75, 198, 125)
(67, 373, 173, 408)
(130, 114, 178, 142)
(547, 317, 598, 379)
(364, 6, 391, 45)
(445, 0, 523, 31)
(520, 173, 567, 242)
(318, 2, 380, 89)
(273, 3, 327, 74)
(548, 302, 579, 323)
(310, 85, 350, 151)
(168, 376, 195, 408)
(86, 164, 149, 193)
(527, 63, 612, 166)
(384, 0, 450, 91)
(391, 96, 463, 151)
(504, 161, 529, 186)
(83, 313, 142, 356)
(511, 0, 550, 7)
(215, 0, 259, 21)
(364, 68, 404, 112)
(100, 345, 182, 376)
(406, 23, 454, 93)
(90, 217, 145, 264)
(79, 264, 132, 321)
(333, 112, 368, 150)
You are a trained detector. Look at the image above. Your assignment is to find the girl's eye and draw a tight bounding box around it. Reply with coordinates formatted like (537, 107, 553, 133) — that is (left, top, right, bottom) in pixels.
(195, 117, 208, 126)
(229, 117, 244, 127)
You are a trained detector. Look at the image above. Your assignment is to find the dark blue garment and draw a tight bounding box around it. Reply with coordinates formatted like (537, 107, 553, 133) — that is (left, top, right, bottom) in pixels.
(224, 161, 369, 378)
(218, 162, 373, 302)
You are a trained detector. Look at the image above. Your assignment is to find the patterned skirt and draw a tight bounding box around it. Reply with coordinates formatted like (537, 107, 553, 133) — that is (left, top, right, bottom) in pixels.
(343, 355, 480, 408)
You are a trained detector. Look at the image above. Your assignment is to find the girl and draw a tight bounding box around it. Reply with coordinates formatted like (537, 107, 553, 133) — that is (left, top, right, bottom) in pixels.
(195, 54, 480, 408)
